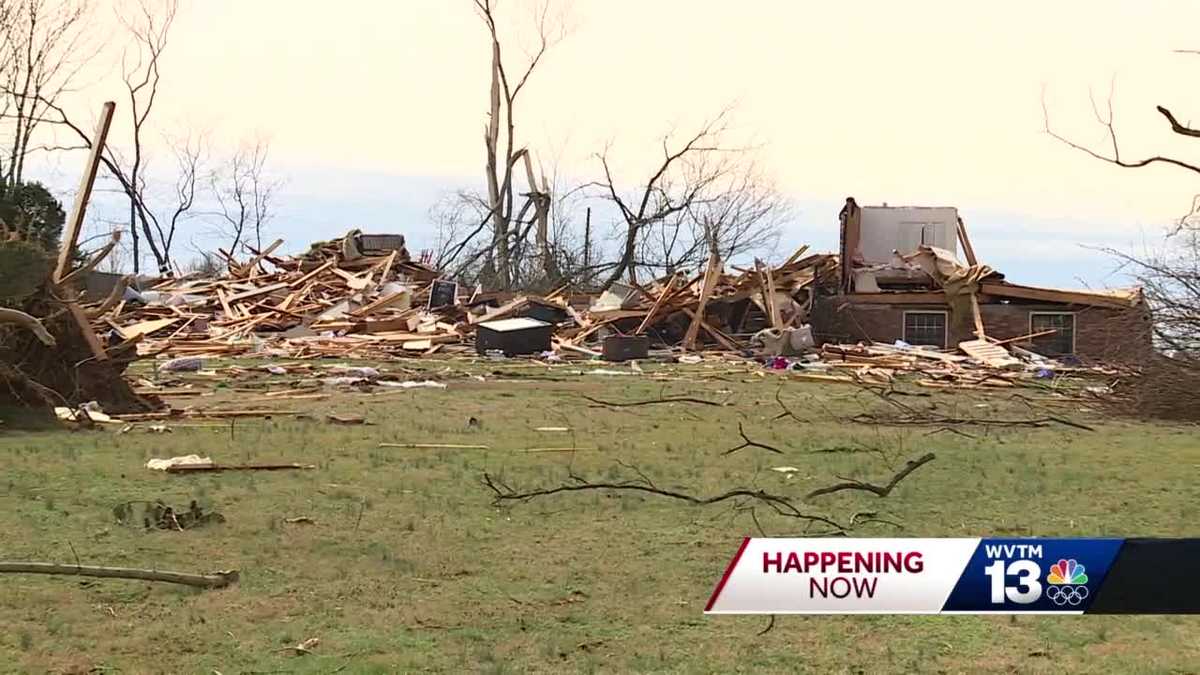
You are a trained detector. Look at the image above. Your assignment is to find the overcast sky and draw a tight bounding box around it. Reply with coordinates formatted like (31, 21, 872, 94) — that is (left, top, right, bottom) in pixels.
(38, 0, 1200, 287)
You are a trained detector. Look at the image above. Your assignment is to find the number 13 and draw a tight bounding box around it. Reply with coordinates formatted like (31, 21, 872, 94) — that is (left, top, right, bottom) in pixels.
(984, 560, 1042, 604)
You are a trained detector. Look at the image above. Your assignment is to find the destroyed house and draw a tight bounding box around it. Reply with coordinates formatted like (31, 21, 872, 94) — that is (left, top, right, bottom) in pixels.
(810, 198, 1152, 362)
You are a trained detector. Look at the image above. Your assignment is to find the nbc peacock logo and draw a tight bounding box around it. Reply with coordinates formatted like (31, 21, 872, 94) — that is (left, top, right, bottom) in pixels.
(1046, 558, 1090, 606)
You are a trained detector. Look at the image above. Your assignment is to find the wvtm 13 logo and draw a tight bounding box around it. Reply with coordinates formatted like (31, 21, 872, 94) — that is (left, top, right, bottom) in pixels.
(983, 543, 1090, 607)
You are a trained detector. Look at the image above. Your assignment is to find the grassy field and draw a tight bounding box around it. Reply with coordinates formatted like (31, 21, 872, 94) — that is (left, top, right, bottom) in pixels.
(0, 357, 1197, 674)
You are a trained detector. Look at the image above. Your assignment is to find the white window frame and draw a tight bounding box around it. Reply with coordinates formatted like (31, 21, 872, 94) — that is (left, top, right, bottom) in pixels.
(902, 310, 948, 348)
(1029, 311, 1077, 354)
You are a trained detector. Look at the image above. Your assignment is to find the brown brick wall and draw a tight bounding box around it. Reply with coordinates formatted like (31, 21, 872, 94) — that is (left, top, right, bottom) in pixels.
(811, 294, 1152, 363)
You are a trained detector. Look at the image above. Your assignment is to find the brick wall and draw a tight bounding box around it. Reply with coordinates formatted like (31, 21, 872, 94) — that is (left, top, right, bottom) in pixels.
(811, 294, 1152, 363)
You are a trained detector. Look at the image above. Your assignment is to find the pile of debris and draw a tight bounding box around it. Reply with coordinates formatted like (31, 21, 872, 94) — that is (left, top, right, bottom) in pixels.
(777, 340, 1124, 396)
(91, 231, 453, 360)
(81, 229, 1127, 398)
(87, 235, 839, 362)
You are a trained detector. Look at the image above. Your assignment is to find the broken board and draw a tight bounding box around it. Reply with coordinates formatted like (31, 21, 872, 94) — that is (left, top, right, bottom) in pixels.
(958, 339, 1022, 369)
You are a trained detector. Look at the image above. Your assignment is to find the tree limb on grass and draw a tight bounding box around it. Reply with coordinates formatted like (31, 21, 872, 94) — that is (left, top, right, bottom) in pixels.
(721, 421, 783, 455)
(482, 471, 847, 533)
(0, 561, 238, 588)
(804, 453, 936, 500)
(580, 394, 726, 407)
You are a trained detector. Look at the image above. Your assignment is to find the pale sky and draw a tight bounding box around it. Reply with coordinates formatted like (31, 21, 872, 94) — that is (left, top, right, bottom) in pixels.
(39, 0, 1200, 286)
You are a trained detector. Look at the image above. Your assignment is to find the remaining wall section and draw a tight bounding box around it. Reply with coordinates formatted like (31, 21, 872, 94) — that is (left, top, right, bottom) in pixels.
(811, 294, 1152, 362)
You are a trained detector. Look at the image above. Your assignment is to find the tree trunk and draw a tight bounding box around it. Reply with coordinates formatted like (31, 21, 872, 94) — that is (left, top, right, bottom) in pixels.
(600, 224, 639, 292)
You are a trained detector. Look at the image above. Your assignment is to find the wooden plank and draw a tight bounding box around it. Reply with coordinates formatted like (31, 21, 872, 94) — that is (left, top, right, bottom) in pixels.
(752, 259, 780, 328)
(988, 328, 1057, 347)
(763, 262, 782, 328)
(331, 268, 370, 290)
(289, 260, 334, 288)
(956, 217, 979, 267)
(378, 249, 398, 282)
(865, 343, 970, 363)
(66, 302, 108, 361)
(979, 282, 1137, 309)
(681, 307, 741, 351)
(55, 101, 116, 283)
(349, 290, 411, 318)
(470, 296, 528, 324)
(116, 317, 180, 340)
(634, 274, 679, 334)
(226, 282, 289, 303)
(237, 238, 284, 276)
(958, 338, 1022, 368)
(780, 245, 811, 269)
(970, 292, 986, 338)
(683, 251, 721, 350)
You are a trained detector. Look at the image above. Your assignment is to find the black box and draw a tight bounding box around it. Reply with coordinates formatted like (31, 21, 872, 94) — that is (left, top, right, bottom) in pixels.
(475, 318, 554, 356)
(603, 334, 649, 361)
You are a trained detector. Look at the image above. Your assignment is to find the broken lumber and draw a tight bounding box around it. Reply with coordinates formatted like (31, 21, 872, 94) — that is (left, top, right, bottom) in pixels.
(165, 462, 315, 473)
(0, 561, 238, 589)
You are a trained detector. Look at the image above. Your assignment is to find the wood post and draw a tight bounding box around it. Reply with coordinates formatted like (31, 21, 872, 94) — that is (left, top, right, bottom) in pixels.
(55, 101, 116, 283)
(51, 101, 117, 363)
(683, 251, 721, 350)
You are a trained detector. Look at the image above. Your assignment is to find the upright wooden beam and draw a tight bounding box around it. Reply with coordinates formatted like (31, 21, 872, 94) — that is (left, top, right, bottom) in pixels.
(755, 258, 781, 329)
(682, 252, 721, 351)
(51, 102, 116, 363)
(956, 217, 979, 267)
(55, 101, 116, 283)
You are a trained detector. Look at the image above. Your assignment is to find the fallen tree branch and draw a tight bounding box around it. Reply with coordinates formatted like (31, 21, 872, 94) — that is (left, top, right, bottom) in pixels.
(580, 394, 725, 407)
(722, 421, 784, 455)
(482, 471, 847, 533)
(804, 453, 936, 500)
(772, 387, 804, 422)
(852, 412, 1095, 432)
(0, 561, 238, 588)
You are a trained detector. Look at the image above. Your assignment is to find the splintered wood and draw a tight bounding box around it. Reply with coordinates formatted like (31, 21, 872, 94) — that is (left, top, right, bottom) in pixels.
(85, 238, 839, 361)
(556, 249, 839, 352)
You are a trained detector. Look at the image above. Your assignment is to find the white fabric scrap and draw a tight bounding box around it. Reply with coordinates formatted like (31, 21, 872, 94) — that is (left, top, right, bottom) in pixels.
(146, 454, 213, 471)
(377, 380, 447, 389)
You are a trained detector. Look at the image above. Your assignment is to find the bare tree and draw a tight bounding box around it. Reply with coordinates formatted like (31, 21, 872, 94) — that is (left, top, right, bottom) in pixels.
(679, 159, 786, 267)
(154, 129, 203, 265)
(29, 0, 182, 273)
(590, 111, 783, 290)
(208, 138, 276, 255)
(0, 0, 93, 189)
(108, 0, 178, 273)
(468, 0, 564, 289)
(1045, 68, 1200, 418)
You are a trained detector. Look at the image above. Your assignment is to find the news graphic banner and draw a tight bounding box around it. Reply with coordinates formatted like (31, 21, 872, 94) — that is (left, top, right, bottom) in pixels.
(705, 538, 1200, 614)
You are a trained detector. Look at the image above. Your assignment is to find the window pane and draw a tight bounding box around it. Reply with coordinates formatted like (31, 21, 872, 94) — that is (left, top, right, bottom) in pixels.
(1030, 313, 1074, 355)
(903, 312, 945, 347)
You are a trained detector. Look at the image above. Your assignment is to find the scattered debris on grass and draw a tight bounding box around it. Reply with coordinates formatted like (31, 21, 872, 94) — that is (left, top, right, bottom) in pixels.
(114, 499, 225, 530)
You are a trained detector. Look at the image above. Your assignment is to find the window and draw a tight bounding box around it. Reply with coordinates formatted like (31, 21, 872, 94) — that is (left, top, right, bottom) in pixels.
(903, 311, 947, 347)
(1030, 312, 1075, 355)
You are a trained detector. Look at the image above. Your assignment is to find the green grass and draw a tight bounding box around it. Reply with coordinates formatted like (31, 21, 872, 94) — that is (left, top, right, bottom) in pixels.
(0, 357, 1197, 673)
